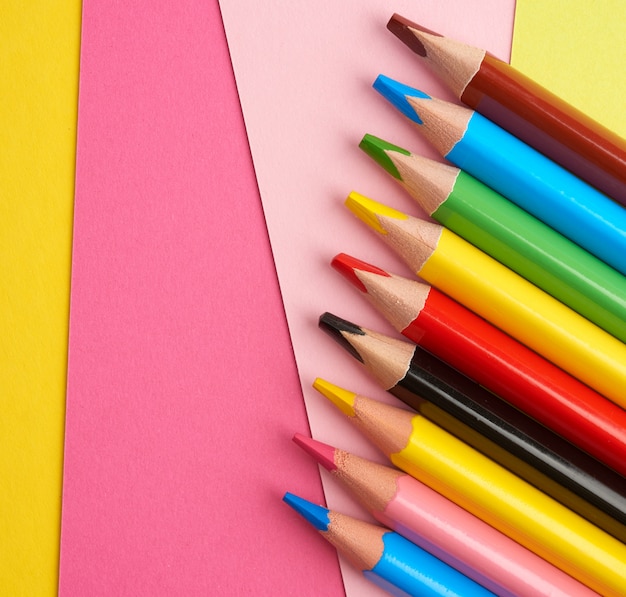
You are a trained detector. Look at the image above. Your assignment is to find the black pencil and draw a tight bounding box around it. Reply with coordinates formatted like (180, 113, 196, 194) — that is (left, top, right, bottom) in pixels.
(318, 311, 626, 543)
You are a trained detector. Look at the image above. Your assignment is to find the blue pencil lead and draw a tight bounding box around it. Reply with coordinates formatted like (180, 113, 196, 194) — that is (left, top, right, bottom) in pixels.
(283, 492, 331, 532)
(373, 75, 430, 124)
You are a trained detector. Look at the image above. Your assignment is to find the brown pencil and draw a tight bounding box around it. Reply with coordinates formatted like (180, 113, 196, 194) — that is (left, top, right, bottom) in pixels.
(387, 13, 626, 205)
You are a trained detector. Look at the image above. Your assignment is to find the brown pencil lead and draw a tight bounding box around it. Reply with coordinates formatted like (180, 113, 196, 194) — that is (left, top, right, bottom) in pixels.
(387, 14, 485, 97)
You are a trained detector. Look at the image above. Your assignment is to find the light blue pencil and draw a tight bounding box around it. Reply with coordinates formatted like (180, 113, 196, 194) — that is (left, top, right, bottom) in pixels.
(283, 492, 496, 597)
(373, 74, 626, 278)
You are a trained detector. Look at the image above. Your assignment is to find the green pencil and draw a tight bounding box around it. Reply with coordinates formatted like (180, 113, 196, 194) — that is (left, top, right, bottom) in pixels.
(360, 133, 626, 344)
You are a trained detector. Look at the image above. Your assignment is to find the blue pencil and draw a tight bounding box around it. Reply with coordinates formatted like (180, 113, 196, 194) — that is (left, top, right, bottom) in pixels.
(283, 492, 496, 597)
(373, 74, 626, 277)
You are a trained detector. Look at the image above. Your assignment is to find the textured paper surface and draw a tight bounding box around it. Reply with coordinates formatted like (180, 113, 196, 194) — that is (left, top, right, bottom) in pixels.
(218, 2, 515, 594)
(0, 3, 81, 594)
(58, 2, 342, 594)
(512, 0, 626, 138)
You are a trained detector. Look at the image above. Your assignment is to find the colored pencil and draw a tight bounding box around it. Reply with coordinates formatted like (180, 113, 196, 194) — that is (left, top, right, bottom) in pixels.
(359, 133, 626, 343)
(373, 75, 626, 277)
(344, 191, 626, 410)
(331, 252, 626, 478)
(283, 492, 494, 597)
(314, 378, 626, 596)
(386, 13, 626, 206)
(294, 434, 599, 597)
(318, 311, 626, 542)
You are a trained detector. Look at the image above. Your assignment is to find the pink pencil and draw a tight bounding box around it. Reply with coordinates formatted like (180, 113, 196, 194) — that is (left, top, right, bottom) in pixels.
(294, 434, 599, 597)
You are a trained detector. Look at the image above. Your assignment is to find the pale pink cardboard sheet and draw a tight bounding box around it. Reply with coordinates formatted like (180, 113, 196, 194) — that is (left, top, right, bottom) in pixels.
(60, 1, 515, 595)
(218, 1, 514, 594)
(60, 1, 342, 595)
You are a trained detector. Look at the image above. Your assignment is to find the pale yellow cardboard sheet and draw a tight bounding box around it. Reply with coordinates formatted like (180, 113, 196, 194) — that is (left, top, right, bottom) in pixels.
(512, 0, 626, 137)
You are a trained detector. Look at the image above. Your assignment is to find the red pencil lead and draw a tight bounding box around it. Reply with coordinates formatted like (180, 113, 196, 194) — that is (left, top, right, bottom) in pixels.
(331, 253, 390, 293)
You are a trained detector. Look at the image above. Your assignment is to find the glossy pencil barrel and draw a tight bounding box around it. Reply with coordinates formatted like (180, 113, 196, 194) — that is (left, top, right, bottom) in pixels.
(412, 290, 626, 478)
(393, 350, 626, 539)
(444, 171, 626, 343)
(344, 191, 626, 410)
(466, 52, 626, 204)
(332, 253, 626, 477)
(425, 227, 626, 405)
(450, 112, 626, 277)
(394, 413, 626, 597)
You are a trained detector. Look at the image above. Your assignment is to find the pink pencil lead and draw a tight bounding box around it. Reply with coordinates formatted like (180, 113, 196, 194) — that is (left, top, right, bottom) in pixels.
(292, 433, 337, 471)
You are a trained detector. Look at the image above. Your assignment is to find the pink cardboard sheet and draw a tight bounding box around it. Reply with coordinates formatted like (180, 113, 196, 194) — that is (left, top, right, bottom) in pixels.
(218, 1, 515, 594)
(59, 1, 343, 594)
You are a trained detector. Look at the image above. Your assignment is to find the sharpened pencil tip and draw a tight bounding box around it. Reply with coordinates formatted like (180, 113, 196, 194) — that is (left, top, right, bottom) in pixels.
(293, 433, 338, 471)
(373, 75, 430, 124)
(359, 134, 410, 181)
(387, 14, 426, 56)
(387, 14, 440, 56)
(313, 378, 358, 417)
(283, 492, 331, 531)
(331, 253, 390, 294)
(345, 192, 407, 234)
(319, 312, 366, 363)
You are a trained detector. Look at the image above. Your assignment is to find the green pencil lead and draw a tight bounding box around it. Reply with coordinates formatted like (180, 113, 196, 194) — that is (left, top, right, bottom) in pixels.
(359, 134, 410, 181)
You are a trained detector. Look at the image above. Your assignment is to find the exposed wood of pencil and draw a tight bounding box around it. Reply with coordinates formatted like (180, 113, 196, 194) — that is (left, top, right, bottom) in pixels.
(325, 511, 385, 571)
(359, 133, 626, 345)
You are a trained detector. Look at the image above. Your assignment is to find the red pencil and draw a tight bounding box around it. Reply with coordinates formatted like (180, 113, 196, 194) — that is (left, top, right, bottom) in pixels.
(387, 13, 626, 206)
(331, 252, 626, 478)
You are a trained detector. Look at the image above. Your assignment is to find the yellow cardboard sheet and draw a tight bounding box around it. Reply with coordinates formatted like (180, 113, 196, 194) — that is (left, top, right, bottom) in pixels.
(512, 0, 626, 137)
(0, 2, 81, 594)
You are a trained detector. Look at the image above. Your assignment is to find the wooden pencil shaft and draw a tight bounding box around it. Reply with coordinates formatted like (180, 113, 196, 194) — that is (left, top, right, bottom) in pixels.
(446, 107, 626, 278)
(466, 55, 626, 205)
(336, 392, 626, 596)
(366, 134, 626, 342)
(410, 290, 626, 478)
(373, 76, 626, 278)
(417, 223, 626, 409)
(345, 192, 626, 410)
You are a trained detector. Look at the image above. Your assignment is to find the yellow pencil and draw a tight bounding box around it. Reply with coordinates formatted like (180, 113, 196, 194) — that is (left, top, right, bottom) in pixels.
(314, 378, 626, 596)
(344, 191, 626, 409)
